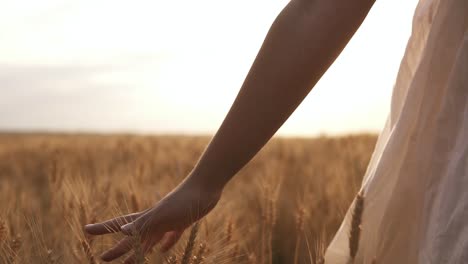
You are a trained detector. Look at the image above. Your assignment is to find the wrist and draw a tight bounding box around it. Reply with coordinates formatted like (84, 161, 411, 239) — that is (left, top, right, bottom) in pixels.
(185, 168, 226, 196)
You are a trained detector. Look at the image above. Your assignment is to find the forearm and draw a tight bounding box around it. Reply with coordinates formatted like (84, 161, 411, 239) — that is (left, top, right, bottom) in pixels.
(189, 0, 375, 190)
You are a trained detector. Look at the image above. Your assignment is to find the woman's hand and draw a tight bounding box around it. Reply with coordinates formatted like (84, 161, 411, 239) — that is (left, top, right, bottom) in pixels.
(84, 177, 222, 263)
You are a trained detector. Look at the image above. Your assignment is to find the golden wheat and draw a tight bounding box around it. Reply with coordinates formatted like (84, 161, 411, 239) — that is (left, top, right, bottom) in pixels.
(191, 242, 207, 264)
(0, 133, 376, 263)
(181, 222, 200, 264)
(0, 217, 7, 244)
(349, 192, 365, 262)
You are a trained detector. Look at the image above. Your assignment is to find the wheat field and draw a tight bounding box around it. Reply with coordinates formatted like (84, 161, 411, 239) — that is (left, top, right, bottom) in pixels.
(0, 133, 377, 264)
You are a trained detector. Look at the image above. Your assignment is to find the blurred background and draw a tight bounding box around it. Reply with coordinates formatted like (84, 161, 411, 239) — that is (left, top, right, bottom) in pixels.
(0, 0, 419, 137)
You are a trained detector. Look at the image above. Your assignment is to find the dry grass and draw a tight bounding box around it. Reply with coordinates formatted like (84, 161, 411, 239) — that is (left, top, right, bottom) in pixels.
(0, 133, 377, 263)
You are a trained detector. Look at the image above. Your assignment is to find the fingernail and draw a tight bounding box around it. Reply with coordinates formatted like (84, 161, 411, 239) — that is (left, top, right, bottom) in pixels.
(121, 223, 133, 234)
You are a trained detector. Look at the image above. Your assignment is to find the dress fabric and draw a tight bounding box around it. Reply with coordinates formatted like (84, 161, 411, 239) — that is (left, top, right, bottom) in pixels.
(324, 0, 468, 263)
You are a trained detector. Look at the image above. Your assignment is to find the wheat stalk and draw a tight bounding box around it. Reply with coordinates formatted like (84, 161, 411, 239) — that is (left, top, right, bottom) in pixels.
(10, 235, 22, 254)
(191, 242, 206, 264)
(0, 217, 7, 244)
(349, 192, 365, 262)
(80, 239, 97, 264)
(181, 222, 200, 264)
(294, 206, 305, 264)
(165, 255, 177, 264)
(46, 249, 59, 264)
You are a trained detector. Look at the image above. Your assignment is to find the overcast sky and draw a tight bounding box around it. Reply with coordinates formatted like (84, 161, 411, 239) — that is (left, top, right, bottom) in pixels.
(0, 0, 419, 136)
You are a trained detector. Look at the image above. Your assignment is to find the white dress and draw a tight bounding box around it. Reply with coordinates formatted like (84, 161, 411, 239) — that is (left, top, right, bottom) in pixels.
(324, 0, 468, 263)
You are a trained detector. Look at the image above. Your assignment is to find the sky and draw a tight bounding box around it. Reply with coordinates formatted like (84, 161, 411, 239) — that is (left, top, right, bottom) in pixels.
(0, 0, 419, 137)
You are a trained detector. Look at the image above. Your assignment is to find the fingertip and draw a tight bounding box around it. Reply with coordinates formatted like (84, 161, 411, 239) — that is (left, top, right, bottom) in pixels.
(84, 224, 97, 235)
(100, 251, 120, 263)
(121, 223, 134, 235)
(100, 254, 112, 262)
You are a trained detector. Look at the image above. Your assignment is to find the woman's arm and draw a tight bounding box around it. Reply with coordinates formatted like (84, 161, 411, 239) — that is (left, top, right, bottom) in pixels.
(189, 0, 375, 191)
(85, 0, 375, 262)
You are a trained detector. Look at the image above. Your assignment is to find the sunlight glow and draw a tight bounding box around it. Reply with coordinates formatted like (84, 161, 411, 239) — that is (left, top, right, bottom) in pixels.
(0, 0, 419, 136)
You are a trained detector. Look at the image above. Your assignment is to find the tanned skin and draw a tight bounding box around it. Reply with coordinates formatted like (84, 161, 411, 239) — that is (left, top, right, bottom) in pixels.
(85, 0, 376, 262)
